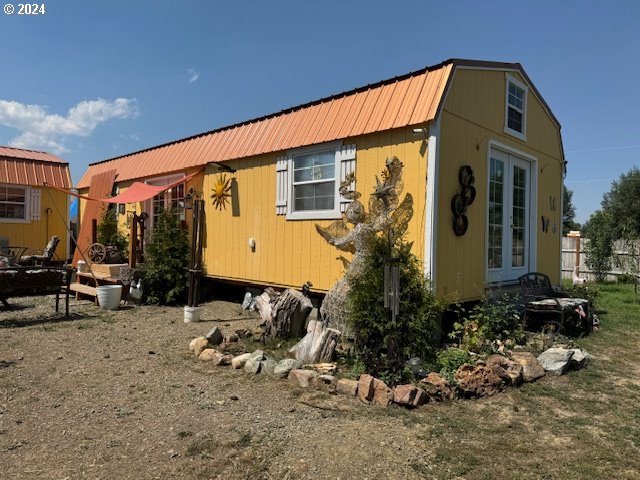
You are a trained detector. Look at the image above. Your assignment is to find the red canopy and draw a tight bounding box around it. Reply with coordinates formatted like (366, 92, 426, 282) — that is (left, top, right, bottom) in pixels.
(45, 169, 202, 203)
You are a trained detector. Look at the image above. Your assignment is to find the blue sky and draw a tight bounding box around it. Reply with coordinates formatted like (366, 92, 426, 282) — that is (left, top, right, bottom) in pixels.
(0, 0, 638, 224)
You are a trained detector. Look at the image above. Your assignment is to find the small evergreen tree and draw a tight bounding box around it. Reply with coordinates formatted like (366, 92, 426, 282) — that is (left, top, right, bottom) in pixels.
(141, 208, 190, 305)
(97, 206, 128, 257)
(347, 234, 443, 385)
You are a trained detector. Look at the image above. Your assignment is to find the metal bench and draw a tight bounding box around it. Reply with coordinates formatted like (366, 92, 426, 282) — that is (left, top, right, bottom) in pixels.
(518, 272, 591, 334)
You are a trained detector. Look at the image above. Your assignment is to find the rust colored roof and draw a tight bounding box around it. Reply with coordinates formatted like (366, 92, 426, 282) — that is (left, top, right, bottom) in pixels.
(0, 146, 71, 188)
(78, 59, 547, 189)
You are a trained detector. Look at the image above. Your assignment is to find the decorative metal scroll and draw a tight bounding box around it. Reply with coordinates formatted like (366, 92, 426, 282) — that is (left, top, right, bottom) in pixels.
(451, 165, 476, 236)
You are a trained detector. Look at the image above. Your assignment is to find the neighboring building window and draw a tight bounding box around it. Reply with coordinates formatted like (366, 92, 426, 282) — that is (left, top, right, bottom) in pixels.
(504, 75, 528, 140)
(275, 142, 356, 220)
(0, 185, 27, 221)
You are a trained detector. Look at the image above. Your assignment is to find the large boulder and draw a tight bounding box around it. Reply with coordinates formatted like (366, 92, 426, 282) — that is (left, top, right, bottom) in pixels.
(537, 347, 574, 375)
(455, 363, 505, 397)
(205, 327, 224, 345)
(357, 374, 376, 404)
(419, 372, 454, 402)
(197, 348, 219, 362)
(510, 351, 545, 382)
(372, 378, 393, 407)
(231, 353, 252, 369)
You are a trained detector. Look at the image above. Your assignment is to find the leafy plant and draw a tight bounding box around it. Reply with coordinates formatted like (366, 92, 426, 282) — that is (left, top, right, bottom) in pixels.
(436, 347, 471, 384)
(451, 295, 524, 353)
(563, 282, 600, 312)
(140, 208, 190, 305)
(97, 206, 128, 258)
(583, 210, 615, 282)
(347, 234, 444, 385)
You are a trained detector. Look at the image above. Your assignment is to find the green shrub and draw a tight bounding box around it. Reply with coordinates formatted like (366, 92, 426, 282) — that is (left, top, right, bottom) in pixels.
(451, 295, 524, 353)
(97, 206, 128, 258)
(347, 235, 443, 386)
(436, 347, 471, 384)
(140, 208, 190, 305)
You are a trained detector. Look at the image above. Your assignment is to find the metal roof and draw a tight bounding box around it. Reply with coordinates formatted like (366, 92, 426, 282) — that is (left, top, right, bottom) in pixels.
(78, 59, 553, 189)
(0, 146, 71, 188)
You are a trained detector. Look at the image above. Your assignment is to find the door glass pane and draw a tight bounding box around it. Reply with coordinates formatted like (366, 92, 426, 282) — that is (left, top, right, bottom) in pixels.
(488, 157, 504, 269)
(511, 165, 526, 267)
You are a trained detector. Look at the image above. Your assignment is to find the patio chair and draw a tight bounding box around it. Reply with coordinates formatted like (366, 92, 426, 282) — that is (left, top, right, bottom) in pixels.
(518, 272, 591, 334)
(19, 235, 61, 266)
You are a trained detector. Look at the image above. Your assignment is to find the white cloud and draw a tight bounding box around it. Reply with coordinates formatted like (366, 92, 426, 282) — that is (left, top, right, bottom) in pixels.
(0, 98, 139, 153)
(188, 68, 199, 84)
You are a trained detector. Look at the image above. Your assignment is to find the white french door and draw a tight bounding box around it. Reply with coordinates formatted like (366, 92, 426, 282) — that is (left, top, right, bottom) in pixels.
(487, 147, 533, 283)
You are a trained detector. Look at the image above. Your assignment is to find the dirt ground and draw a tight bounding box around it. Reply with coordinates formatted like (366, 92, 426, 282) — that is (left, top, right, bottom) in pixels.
(0, 294, 451, 480)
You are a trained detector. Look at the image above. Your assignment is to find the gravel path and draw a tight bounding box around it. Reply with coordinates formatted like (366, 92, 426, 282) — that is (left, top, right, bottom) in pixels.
(1, 295, 445, 479)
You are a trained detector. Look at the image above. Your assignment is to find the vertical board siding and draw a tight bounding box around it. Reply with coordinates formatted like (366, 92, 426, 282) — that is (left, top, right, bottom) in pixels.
(200, 127, 427, 292)
(436, 69, 564, 300)
(0, 187, 69, 260)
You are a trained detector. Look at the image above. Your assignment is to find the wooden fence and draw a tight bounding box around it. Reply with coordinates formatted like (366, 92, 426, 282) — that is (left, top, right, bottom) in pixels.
(561, 235, 640, 282)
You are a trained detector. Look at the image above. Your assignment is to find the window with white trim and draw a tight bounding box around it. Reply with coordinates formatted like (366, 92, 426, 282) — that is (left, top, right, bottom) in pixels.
(276, 142, 356, 220)
(0, 184, 28, 221)
(144, 174, 186, 229)
(504, 75, 528, 140)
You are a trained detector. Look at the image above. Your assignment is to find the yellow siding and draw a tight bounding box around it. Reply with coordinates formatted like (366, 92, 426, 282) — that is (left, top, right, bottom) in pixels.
(436, 68, 563, 300)
(0, 187, 69, 260)
(201, 127, 428, 292)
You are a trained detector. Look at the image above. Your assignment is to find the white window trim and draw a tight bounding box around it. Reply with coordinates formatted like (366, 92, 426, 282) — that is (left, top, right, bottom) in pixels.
(143, 173, 187, 228)
(285, 141, 347, 221)
(0, 184, 31, 224)
(504, 74, 528, 142)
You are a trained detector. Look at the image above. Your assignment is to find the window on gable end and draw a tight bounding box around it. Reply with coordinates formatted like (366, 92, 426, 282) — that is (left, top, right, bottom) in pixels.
(504, 75, 528, 141)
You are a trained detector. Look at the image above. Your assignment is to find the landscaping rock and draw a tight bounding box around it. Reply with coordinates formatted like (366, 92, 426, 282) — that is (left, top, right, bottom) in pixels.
(260, 359, 277, 375)
(485, 354, 524, 386)
(393, 384, 427, 408)
(205, 327, 224, 345)
(510, 351, 546, 382)
(312, 374, 337, 392)
(288, 369, 318, 388)
(455, 363, 505, 397)
(198, 348, 219, 361)
(569, 348, 590, 370)
(358, 374, 376, 404)
(273, 358, 301, 378)
(336, 378, 358, 396)
(231, 353, 252, 369)
(213, 353, 233, 367)
(419, 372, 454, 401)
(373, 378, 393, 407)
(537, 347, 574, 375)
(244, 357, 263, 374)
(190, 337, 209, 358)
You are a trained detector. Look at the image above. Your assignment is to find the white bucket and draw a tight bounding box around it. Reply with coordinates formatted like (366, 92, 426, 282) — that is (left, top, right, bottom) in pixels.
(97, 285, 123, 310)
(77, 260, 86, 273)
(184, 306, 202, 323)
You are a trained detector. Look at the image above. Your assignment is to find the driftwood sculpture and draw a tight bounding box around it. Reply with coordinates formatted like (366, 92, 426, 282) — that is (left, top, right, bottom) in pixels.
(316, 157, 413, 336)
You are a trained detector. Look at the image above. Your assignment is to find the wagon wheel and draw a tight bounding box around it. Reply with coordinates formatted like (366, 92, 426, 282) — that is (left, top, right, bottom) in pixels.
(87, 242, 106, 263)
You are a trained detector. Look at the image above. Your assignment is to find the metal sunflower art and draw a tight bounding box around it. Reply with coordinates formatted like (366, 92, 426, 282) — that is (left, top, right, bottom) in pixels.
(211, 174, 232, 210)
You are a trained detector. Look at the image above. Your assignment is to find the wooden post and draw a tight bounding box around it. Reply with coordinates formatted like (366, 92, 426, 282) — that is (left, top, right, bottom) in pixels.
(568, 230, 581, 272)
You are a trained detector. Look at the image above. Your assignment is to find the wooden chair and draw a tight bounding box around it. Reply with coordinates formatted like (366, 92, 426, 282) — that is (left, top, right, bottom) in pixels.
(518, 272, 590, 334)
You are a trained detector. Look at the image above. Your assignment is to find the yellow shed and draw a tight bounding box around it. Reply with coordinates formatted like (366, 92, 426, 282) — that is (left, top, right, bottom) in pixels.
(77, 59, 564, 302)
(0, 146, 71, 263)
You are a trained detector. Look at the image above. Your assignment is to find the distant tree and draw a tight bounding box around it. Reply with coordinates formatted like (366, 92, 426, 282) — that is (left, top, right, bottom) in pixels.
(583, 209, 615, 282)
(562, 185, 580, 235)
(601, 167, 640, 239)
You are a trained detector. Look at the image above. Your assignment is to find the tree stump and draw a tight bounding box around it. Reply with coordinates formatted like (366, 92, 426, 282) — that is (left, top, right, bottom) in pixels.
(289, 319, 341, 364)
(255, 288, 313, 338)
